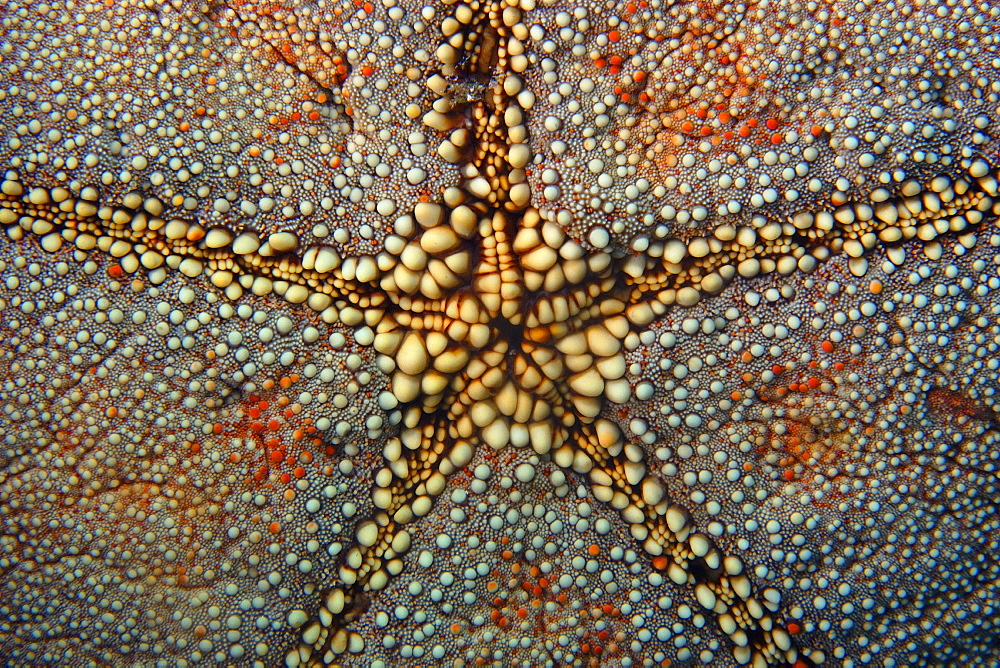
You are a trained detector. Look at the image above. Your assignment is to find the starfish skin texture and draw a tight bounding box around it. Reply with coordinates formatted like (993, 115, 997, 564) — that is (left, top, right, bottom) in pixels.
(1, 0, 1000, 666)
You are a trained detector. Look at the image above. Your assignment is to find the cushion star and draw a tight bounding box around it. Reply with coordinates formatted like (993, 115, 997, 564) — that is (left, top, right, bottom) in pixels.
(1, 0, 1000, 666)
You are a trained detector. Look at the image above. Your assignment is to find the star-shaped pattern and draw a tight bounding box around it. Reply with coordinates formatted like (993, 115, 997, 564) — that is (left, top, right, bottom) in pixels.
(2, 0, 1000, 666)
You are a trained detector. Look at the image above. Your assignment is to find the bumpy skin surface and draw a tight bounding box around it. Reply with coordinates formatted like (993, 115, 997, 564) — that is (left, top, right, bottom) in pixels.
(1, 0, 1000, 667)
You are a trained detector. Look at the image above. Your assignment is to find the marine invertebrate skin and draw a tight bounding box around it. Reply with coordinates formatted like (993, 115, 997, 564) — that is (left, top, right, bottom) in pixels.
(1, 0, 999, 665)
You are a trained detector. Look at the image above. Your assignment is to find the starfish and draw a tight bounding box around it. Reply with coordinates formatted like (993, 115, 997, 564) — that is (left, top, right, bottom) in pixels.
(1, 0, 1000, 666)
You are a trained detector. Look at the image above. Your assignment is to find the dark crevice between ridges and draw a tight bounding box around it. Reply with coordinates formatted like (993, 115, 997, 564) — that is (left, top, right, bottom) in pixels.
(686, 553, 725, 584)
(213, 1, 351, 100)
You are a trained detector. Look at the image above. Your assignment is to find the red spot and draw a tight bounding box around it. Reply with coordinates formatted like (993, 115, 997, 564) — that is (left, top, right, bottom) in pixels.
(787, 623, 801, 635)
(807, 377, 821, 389)
(822, 340, 835, 353)
(107, 264, 124, 278)
(608, 30, 620, 42)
